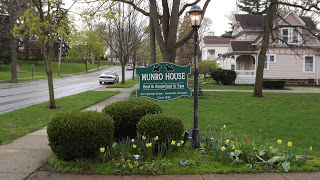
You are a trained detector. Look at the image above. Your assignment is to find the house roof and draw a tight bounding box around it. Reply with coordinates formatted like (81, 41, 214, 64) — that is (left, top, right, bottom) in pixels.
(234, 14, 264, 30)
(230, 41, 256, 51)
(235, 14, 319, 33)
(203, 36, 233, 44)
(300, 16, 319, 33)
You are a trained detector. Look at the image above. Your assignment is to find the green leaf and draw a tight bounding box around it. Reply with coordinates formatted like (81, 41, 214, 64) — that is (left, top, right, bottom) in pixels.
(235, 150, 241, 156)
(267, 156, 283, 163)
(282, 162, 290, 172)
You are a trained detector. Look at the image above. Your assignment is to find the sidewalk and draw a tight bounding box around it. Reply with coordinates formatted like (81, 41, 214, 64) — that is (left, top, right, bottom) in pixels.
(0, 85, 137, 180)
(1, 85, 320, 180)
(200, 86, 320, 93)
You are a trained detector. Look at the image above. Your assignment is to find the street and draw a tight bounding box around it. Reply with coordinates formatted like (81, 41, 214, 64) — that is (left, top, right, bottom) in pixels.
(0, 66, 134, 114)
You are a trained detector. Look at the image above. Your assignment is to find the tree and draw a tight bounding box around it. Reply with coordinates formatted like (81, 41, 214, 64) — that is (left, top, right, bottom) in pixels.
(237, 0, 267, 15)
(67, 30, 105, 72)
(97, 3, 146, 84)
(253, 0, 320, 97)
(253, 0, 278, 97)
(176, 13, 214, 66)
(13, 0, 73, 109)
(198, 61, 218, 81)
(0, 0, 30, 80)
(82, 0, 211, 63)
(68, 30, 105, 72)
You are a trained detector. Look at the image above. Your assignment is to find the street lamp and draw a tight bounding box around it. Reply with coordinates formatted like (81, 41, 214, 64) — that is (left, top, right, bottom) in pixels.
(188, 5, 203, 148)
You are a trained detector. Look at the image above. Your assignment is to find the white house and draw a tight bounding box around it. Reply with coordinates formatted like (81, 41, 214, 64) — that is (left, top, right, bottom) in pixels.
(200, 36, 235, 69)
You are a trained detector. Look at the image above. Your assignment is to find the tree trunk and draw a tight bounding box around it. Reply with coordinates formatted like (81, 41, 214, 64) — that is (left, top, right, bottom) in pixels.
(132, 50, 137, 80)
(9, 6, 17, 81)
(149, 13, 156, 64)
(121, 62, 125, 84)
(253, 0, 278, 97)
(41, 39, 56, 109)
(10, 36, 18, 81)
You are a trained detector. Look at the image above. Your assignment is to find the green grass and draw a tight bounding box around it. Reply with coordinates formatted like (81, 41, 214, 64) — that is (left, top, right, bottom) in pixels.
(189, 77, 295, 90)
(0, 91, 119, 145)
(0, 60, 109, 81)
(155, 92, 320, 157)
(44, 91, 320, 175)
(47, 146, 320, 174)
(106, 78, 139, 88)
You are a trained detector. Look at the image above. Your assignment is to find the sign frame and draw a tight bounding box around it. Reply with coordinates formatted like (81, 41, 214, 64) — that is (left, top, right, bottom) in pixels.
(136, 62, 192, 101)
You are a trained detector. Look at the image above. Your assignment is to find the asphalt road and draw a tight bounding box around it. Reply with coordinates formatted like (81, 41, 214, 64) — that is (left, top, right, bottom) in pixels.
(0, 66, 134, 114)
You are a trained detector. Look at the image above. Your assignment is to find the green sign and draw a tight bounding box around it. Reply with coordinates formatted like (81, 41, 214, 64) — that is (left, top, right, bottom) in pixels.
(136, 62, 191, 101)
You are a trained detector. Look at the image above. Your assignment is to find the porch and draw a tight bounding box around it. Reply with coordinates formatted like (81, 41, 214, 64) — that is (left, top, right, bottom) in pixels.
(235, 70, 256, 84)
(234, 54, 257, 84)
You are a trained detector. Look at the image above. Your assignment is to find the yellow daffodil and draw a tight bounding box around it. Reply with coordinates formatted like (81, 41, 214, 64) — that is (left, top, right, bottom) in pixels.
(277, 139, 282, 144)
(232, 145, 236, 150)
(155, 136, 159, 141)
(177, 143, 181, 147)
(181, 140, 184, 144)
(288, 141, 293, 147)
(142, 136, 146, 140)
(220, 146, 226, 151)
(99, 147, 105, 153)
(146, 143, 152, 147)
(133, 144, 137, 149)
(131, 139, 135, 143)
(171, 140, 176, 145)
(310, 146, 313, 151)
(225, 139, 230, 144)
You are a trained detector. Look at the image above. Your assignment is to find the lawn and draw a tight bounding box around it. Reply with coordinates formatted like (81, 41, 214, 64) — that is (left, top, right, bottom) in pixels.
(155, 92, 320, 157)
(0, 91, 119, 145)
(0, 60, 110, 81)
(189, 77, 255, 90)
(106, 78, 139, 88)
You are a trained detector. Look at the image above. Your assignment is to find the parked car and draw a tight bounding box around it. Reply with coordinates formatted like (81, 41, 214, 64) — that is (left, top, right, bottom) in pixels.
(99, 71, 119, 84)
(126, 63, 134, 70)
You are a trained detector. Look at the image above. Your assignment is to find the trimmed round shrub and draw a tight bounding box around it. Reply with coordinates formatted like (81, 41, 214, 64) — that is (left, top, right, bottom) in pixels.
(263, 79, 286, 89)
(137, 114, 184, 143)
(102, 98, 163, 140)
(210, 69, 221, 83)
(47, 111, 114, 160)
(217, 70, 237, 85)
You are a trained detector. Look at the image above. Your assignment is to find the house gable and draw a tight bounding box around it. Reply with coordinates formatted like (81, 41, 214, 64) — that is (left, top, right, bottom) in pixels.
(232, 14, 264, 37)
(278, 11, 306, 27)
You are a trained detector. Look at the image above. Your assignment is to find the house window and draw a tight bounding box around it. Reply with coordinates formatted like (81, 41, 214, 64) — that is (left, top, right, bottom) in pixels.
(231, 64, 235, 70)
(304, 55, 314, 73)
(208, 50, 215, 60)
(264, 56, 269, 70)
(281, 28, 289, 43)
(280, 28, 301, 44)
(267, 54, 276, 63)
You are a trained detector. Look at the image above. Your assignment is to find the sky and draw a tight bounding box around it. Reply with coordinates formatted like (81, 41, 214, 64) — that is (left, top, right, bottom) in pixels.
(199, 0, 237, 36)
(65, 0, 238, 36)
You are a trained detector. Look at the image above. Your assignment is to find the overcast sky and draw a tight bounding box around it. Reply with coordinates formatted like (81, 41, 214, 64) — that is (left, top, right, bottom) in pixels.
(199, 0, 237, 35)
(65, 0, 237, 36)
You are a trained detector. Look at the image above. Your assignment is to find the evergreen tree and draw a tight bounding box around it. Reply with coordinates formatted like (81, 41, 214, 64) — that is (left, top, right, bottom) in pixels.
(237, 0, 268, 15)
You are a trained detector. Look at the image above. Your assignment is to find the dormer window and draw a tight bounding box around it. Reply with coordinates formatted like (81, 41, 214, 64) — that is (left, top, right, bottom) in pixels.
(280, 27, 302, 44)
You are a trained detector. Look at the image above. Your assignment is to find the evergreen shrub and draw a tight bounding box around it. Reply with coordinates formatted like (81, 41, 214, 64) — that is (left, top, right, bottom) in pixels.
(102, 98, 163, 140)
(47, 111, 114, 160)
(263, 79, 286, 89)
(137, 114, 184, 143)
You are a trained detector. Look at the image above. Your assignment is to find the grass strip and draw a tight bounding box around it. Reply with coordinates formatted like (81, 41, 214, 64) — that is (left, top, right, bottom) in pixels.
(106, 78, 139, 88)
(0, 91, 119, 145)
(155, 92, 320, 157)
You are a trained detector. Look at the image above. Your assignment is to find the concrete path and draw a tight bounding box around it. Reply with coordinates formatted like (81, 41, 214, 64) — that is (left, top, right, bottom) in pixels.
(0, 127, 51, 180)
(1, 85, 320, 180)
(201, 87, 320, 93)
